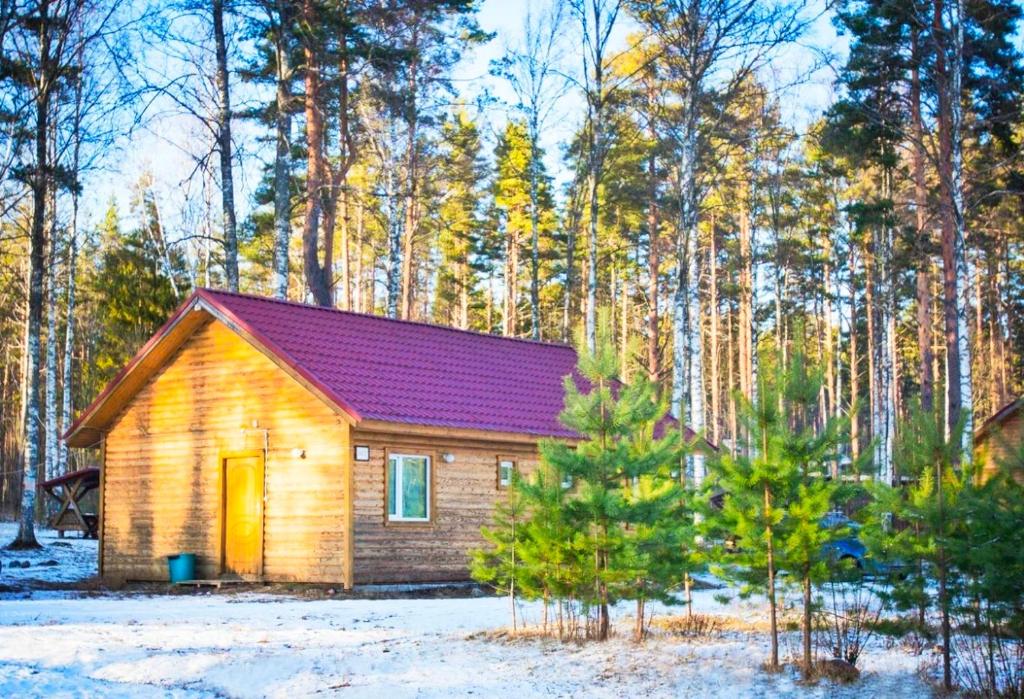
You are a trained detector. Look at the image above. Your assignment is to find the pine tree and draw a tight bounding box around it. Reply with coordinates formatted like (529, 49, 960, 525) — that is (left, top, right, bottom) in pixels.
(541, 311, 682, 640)
(493, 120, 554, 337)
(471, 310, 689, 642)
(434, 112, 486, 330)
(470, 484, 529, 631)
(863, 406, 968, 691)
(708, 344, 846, 672)
(949, 454, 1024, 695)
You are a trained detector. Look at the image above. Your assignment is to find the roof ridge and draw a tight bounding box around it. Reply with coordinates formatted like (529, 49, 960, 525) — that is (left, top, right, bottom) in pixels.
(198, 287, 577, 351)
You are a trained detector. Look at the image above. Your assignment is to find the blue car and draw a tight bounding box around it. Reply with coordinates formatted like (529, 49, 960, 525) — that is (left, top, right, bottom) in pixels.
(820, 512, 906, 578)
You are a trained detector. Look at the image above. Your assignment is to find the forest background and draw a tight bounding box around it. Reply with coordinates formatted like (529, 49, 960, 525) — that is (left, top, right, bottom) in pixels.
(1, 0, 1022, 516)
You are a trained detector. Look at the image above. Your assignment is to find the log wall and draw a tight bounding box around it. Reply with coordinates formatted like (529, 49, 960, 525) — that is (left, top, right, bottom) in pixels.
(102, 319, 352, 584)
(350, 428, 540, 584)
(976, 410, 1024, 483)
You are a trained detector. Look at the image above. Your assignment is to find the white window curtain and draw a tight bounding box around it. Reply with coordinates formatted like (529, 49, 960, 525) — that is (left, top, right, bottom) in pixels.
(388, 454, 430, 521)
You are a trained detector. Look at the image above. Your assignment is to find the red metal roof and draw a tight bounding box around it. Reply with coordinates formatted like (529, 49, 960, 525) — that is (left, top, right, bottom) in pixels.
(68, 289, 705, 444)
(201, 289, 585, 437)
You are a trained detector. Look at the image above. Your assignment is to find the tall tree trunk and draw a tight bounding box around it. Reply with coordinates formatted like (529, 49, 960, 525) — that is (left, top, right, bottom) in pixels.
(59, 215, 76, 474)
(562, 187, 580, 341)
(726, 300, 737, 454)
(353, 194, 364, 312)
(738, 192, 753, 406)
(674, 108, 704, 483)
(504, 227, 519, 336)
(646, 147, 660, 384)
(949, 0, 972, 461)
(850, 244, 860, 461)
(13, 0, 52, 548)
(384, 123, 402, 318)
(911, 28, 934, 413)
(709, 219, 720, 446)
(300, 0, 331, 307)
(272, 0, 292, 300)
(213, 0, 239, 292)
(823, 228, 835, 419)
(935, 0, 963, 449)
(619, 272, 628, 379)
(865, 240, 876, 455)
(586, 166, 599, 351)
(529, 120, 541, 340)
(59, 33, 82, 475)
(45, 214, 58, 484)
(339, 185, 350, 309)
(400, 20, 420, 321)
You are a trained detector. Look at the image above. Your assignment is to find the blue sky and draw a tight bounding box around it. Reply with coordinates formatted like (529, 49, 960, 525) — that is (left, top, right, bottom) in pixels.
(86, 0, 845, 245)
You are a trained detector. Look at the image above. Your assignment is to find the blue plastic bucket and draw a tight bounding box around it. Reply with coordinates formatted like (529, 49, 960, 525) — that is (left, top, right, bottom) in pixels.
(167, 553, 196, 583)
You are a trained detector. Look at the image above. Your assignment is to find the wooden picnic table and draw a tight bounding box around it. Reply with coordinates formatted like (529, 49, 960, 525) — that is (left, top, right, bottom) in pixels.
(39, 467, 100, 538)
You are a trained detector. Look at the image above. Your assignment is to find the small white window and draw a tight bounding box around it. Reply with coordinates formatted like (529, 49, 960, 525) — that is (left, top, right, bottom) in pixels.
(498, 459, 515, 489)
(388, 454, 430, 522)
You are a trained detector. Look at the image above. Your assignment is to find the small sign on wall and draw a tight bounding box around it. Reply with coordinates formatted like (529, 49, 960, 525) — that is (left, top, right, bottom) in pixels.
(354, 445, 370, 461)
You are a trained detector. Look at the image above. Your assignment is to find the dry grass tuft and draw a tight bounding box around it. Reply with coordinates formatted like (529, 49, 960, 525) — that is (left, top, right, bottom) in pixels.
(652, 613, 724, 639)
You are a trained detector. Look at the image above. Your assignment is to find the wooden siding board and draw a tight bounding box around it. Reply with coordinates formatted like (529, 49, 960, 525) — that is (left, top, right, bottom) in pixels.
(350, 431, 540, 584)
(102, 320, 349, 583)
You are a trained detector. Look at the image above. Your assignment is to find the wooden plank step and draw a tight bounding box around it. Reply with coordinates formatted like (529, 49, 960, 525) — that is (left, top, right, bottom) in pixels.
(173, 578, 246, 588)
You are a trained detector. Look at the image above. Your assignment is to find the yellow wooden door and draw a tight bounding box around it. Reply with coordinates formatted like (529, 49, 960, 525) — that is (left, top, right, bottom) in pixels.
(223, 454, 264, 578)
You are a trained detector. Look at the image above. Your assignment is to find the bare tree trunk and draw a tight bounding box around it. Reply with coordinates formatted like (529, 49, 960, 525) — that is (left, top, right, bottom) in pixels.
(383, 120, 403, 318)
(301, 0, 331, 307)
(12, 0, 52, 548)
(911, 28, 934, 413)
(353, 194, 364, 312)
(850, 244, 860, 462)
(646, 146, 660, 384)
(726, 301, 737, 454)
(865, 241, 876, 457)
(934, 0, 964, 452)
(272, 0, 292, 300)
(45, 214, 58, 484)
(586, 165, 599, 351)
(575, 0, 619, 352)
(529, 121, 541, 340)
(59, 215, 76, 474)
(562, 184, 581, 341)
(338, 186, 350, 309)
(503, 227, 519, 336)
(400, 21, 420, 321)
(59, 33, 82, 475)
(213, 0, 238, 291)
(949, 0, 973, 461)
(709, 220, 720, 445)
(823, 229, 835, 419)
(739, 194, 753, 405)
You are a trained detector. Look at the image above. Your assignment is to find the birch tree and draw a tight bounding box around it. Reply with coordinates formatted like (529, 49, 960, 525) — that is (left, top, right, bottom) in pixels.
(494, 1, 566, 340)
(572, 0, 621, 352)
(629, 0, 807, 483)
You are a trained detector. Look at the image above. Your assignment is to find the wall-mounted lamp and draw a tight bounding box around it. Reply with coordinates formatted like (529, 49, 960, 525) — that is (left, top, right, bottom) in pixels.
(291, 448, 306, 459)
(441, 452, 455, 464)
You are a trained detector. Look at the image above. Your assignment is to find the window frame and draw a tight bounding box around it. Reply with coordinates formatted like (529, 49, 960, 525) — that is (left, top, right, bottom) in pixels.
(385, 451, 433, 524)
(496, 456, 517, 490)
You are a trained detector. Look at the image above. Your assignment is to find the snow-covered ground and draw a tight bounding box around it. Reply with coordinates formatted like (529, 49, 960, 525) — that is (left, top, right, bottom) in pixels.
(0, 521, 934, 698)
(0, 521, 97, 586)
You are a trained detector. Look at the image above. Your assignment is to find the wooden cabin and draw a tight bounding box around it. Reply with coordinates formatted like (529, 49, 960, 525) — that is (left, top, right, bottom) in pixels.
(67, 289, 631, 588)
(975, 398, 1024, 482)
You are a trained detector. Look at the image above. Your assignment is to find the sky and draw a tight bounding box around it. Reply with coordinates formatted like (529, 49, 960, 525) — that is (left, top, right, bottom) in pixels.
(84, 0, 847, 247)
